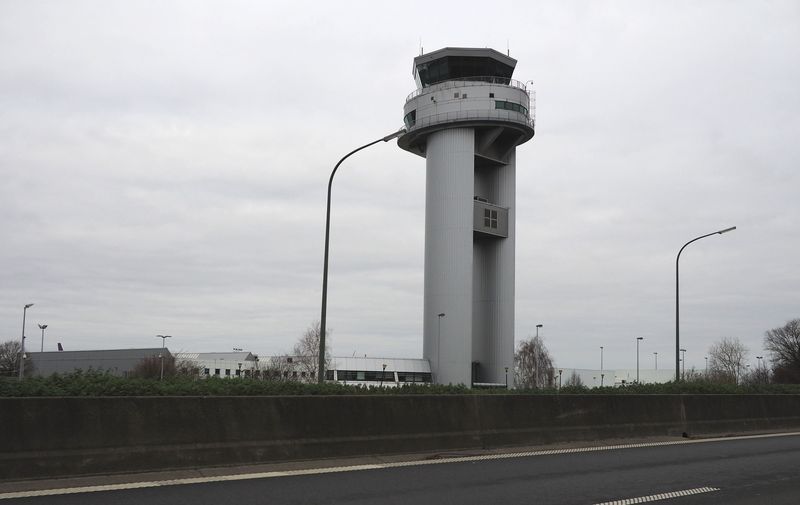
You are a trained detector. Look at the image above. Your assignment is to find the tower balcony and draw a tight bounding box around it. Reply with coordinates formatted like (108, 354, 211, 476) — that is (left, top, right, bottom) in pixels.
(398, 77, 535, 157)
(473, 198, 508, 238)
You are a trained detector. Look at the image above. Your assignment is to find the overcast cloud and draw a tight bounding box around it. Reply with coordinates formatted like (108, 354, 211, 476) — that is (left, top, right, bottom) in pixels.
(1, 0, 798, 372)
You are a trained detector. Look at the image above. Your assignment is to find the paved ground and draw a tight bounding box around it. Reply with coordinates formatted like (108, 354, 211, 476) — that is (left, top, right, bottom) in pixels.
(2, 432, 800, 504)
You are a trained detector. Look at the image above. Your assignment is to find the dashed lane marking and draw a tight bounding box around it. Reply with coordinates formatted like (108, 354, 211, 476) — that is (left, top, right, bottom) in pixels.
(1, 431, 797, 500)
(593, 486, 720, 504)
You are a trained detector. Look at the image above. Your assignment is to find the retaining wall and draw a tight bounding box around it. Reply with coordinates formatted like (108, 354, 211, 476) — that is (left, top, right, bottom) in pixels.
(2, 394, 800, 481)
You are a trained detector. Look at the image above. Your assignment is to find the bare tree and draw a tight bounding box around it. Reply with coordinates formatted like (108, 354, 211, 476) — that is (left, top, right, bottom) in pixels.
(0, 340, 33, 378)
(0, 340, 21, 377)
(708, 337, 749, 384)
(514, 336, 555, 388)
(564, 371, 584, 387)
(292, 321, 331, 381)
(131, 355, 200, 379)
(764, 318, 800, 383)
(259, 355, 296, 381)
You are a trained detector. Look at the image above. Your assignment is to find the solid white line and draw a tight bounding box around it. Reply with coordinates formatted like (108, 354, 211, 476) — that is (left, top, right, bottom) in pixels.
(593, 486, 720, 504)
(1, 431, 798, 500)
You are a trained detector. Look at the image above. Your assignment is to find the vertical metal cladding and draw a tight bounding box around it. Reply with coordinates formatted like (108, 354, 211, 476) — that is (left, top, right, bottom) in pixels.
(398, 47, 535, 387)
(425, 128, 475, 386)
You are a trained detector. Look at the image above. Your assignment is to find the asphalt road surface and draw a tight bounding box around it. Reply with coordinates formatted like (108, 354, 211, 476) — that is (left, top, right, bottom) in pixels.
(3, 433, 800, 504)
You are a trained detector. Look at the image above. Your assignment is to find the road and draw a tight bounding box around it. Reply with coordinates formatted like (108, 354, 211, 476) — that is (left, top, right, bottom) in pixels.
(3, 433, 800, 504)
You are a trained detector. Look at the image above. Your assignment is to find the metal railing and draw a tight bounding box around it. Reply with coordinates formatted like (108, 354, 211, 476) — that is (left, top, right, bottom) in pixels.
(405, 76, 530, 103)
(406, 108, 535, 132)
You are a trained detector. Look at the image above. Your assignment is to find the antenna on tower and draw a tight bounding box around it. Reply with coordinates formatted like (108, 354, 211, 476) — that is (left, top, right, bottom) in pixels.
(507, 39, 510, 56)
(419, 38, 423, 55)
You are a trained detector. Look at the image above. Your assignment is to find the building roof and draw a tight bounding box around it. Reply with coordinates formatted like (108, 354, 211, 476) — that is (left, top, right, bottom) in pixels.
(32, 348, 170, 359)
(330, 357, 430, 373)
(176, 352, 257, 362)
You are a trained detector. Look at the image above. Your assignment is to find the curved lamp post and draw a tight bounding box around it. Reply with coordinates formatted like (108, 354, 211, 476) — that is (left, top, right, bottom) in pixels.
(19, 303, 34, 380)
(318, 127, 406, 383)
(675, 226, 736, 382)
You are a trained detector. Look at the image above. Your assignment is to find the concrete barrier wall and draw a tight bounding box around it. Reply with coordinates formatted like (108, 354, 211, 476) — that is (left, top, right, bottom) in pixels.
(2, 394, 800, 481)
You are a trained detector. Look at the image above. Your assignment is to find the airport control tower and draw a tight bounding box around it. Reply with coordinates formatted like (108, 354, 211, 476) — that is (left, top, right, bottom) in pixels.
(398, 47, 535, 386)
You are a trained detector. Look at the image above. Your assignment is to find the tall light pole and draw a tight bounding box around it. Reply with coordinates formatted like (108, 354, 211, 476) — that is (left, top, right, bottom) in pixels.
(600, 346, 604, 387)
(600, 346, 604, 371)
(636, 337, 644, 383)
(437, 312, 446, 380)
(676, 226, 736, 381)
(680, 348, 687, 380)
(19, 303, 34, 380)
(318, 127, 406, 384)
(535, 324, 543, 338)
(38, 324, 48, 353)
(705, 356, 709, 376)
(156, 334, 171, 380)
(654, 351, 658, 370)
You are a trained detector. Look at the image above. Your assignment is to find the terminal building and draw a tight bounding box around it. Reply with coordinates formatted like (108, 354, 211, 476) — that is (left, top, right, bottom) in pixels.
(397, 47, 535, 386)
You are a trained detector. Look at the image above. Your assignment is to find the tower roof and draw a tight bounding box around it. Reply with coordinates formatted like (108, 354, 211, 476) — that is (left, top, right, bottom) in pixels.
(412, 47, 517, 87)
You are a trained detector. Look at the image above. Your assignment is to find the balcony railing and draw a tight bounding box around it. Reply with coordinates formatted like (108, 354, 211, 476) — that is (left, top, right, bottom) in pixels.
(406, 108, 534, 132)
(406, 76, 531, 103)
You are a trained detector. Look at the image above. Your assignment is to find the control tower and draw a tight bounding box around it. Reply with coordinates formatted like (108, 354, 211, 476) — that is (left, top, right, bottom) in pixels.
(398, 47, 535, 386)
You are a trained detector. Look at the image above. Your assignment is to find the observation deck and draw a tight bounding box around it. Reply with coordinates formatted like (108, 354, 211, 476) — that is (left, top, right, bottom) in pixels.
(398, 48, 535, 158)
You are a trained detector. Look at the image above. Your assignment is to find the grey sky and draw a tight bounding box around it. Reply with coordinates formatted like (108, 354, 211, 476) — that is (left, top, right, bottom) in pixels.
(1, 0, 798, 372)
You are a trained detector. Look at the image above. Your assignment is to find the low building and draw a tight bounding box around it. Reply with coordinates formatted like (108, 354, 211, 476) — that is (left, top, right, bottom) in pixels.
(175, 352, 258, 378)
(28, 348, 170, 377)
(178, 353, 432, 386)
(326, 357, 432, 387)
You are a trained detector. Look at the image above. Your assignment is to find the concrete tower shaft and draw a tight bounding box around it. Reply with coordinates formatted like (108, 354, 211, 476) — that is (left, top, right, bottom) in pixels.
(398, 48, 534, 387)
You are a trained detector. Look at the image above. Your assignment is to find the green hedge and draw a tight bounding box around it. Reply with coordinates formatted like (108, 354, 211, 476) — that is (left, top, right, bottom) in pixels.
(2, 372, 799, 397)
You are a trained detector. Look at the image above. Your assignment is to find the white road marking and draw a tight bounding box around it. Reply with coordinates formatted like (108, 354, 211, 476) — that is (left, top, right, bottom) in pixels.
(1, 431, 798, 500)
(593, 486, 720, 504)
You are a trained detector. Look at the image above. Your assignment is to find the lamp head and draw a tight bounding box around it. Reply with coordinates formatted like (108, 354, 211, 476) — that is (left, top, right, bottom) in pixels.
(24, 303, 34, 309)
(637, 337, 644, 341)
(536, 324, 543, 328)
(718, 226, 736, 234)
(38, 324, 47, 330)
(382, 127, 407, 142)
(438, 313, 445, 318)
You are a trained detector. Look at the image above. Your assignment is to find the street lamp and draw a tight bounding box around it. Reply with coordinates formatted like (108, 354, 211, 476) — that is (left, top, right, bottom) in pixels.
(156, 334, 172, 380)
(705, 356, 709, 376)
(636, 337, 644, 383)
(654, 351, 658, 371)
(600, 346, 604, 371)
(676, 226, 736, 381)
(437, 312, 446, 380)
(19, 303, 34, 380)
(318, 127, 406, 384)
(380, 363, 387, 387)
(558, 369, 563, 389)
(38, 323, 48, 353)
(600, 346, 604, 385)
(680, 348, 687, 380)
(504, 366, 509, 388)
(535, 324, 543, 338)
